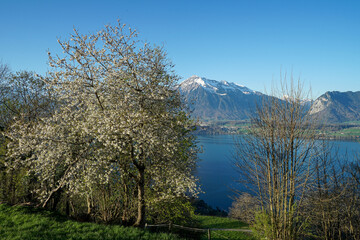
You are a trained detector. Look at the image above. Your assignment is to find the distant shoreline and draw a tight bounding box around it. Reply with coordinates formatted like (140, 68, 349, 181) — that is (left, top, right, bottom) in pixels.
(194, 123, 360, 142)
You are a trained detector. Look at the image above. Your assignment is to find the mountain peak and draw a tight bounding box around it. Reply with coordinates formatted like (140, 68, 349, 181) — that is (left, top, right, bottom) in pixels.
(179, 76, 259, 96)
(178, 76, 266, 121)
(188, 75, 207, 87)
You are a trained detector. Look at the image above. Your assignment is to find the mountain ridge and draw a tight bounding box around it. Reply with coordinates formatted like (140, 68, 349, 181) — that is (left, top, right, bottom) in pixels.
(178, 76, 360, 124)
(309, 91, 360, 123)
(178, 75, 266, 121)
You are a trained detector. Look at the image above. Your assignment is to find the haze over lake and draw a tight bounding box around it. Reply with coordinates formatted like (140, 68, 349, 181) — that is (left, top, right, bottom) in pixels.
(196, 135, 360, 211)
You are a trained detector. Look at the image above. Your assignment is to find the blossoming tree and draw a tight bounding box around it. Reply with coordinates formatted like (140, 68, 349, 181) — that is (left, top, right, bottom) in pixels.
(7, 21, 199, 227)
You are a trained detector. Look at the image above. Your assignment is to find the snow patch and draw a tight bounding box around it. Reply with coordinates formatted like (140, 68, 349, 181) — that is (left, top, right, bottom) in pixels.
(179, 75, 259, 96)
(194, 77, 206, 87)
(234, 83, 245, 88)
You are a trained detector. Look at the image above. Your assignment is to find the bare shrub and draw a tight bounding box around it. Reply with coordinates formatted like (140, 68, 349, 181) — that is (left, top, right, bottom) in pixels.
(229, 192, 260, 223)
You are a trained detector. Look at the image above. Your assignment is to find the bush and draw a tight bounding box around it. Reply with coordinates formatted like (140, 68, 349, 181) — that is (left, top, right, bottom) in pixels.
(147, 197, 195, 225)
(229, 193, 259, 223)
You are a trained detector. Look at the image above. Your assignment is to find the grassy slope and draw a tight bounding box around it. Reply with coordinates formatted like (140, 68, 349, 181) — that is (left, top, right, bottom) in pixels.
(194, 215, 254, 240)
(0, 204, 255, 240)
(0, 204, 180, 240)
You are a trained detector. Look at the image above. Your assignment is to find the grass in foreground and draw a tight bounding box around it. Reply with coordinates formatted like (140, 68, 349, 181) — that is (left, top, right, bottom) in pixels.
(0, 204, 181, 240)
(194, 215, 255, 240)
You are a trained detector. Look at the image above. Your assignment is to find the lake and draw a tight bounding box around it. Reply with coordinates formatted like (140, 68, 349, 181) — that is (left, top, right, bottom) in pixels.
(196, 135, 360, 211)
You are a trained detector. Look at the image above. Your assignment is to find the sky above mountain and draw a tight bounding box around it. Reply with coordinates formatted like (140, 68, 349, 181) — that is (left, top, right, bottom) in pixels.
(1, 0, 359, 98)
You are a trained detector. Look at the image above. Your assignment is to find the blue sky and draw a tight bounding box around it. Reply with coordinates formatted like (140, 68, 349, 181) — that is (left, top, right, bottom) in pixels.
(1, 0, 359, 98)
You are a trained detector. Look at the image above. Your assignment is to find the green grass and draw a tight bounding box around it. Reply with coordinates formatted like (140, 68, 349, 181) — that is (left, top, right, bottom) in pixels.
(0, 204, 181, 240)
(320, 127, 360, 139)
(194, 215, 255, 240)
(0, 204, 256, 240)
(336, 127, 360, 136)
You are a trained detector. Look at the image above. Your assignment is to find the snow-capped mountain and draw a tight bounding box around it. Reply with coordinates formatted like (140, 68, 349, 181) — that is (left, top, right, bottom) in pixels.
(179, 75, 260, 96)
(178, 76, 360, 123)
(178, 75, 266, 121)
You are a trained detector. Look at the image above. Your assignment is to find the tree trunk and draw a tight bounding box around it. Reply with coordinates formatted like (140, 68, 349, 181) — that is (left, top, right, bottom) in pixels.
(122, 183, 130, 225)
(87, 194, 93, 215)
(65, 198, 70, 216)
(52, 188, 62, 211)
(134, 165, 145, 227)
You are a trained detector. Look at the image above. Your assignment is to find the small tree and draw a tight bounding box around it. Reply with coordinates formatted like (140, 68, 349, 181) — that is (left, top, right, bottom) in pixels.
(302, 142, 360, 240)
(234, 76, 317, 239)
(0, 71, 54, 204)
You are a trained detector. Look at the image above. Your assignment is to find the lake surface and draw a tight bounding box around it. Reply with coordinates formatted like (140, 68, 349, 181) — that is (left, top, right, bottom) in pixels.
(196, 135, 360, 211)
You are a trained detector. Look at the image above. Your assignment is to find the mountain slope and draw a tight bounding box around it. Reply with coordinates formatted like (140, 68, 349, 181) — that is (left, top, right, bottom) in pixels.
(178, 76, 265, 121)
(310, 91, 360, 123)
